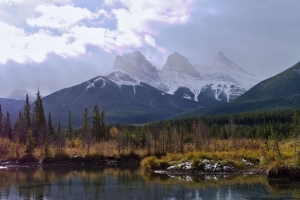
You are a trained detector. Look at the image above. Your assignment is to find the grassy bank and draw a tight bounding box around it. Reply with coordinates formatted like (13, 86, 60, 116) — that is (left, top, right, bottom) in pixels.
(141, 138, 299, 172)
(1, 137, 300, 173)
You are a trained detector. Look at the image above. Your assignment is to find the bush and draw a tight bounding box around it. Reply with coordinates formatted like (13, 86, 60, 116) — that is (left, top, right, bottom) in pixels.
(141, 156, 169, 171)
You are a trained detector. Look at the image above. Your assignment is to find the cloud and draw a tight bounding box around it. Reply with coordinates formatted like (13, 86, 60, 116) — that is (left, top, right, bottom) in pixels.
(0, 0, 23, 4)
(0, 0, 196, 64)
(27, 4, 107, 30)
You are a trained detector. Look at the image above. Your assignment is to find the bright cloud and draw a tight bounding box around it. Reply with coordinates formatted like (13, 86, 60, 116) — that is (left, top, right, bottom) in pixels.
(0, 0, 23, 4)
(27, 4, 107, 30)
(0, 0, 196, 64)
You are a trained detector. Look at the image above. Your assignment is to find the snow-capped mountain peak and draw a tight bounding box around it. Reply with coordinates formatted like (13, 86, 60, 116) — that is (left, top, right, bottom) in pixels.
(214, 51, 254, 76)
(107, 51, 261, 106)
(162, 52, 201, 78)
(110, 51, 168, 91)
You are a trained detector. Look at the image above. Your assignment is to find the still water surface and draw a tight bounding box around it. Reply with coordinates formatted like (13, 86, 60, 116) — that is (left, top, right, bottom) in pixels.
(0, 165, 299, 199)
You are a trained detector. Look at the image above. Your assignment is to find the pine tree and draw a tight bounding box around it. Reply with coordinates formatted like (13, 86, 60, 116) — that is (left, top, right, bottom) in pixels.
(56, 122, 65, 154)
(92, 103, 101, 142)
(23, 94, 31, 131)
(4, 111, 12, 139)
(32, 89, 46, 147)
(101, 109, 106, 140)
(48, 112, 54, 138)
(67, 111, 73, 139)
(25, 130, 35, 154)
(14, 111, 26, 142)
(139, 126, 146, 148)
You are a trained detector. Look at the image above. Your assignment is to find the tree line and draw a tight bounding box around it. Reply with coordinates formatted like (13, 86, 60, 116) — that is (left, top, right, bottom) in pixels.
(0, 89, 300, 158)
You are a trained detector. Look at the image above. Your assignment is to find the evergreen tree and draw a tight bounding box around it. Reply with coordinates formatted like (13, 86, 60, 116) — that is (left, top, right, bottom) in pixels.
(67, 111, 73, 139)
(23, 94, 31, 131)
(83, 108, 89, 133)
(32, 89, 46, 147)
(56, 122, 65, 154)
(3, 111, 12, 139)
(92, 103, 101, 142)
(139, 126, 146, 148)
(25, 130, 35, 154)
(47, 112, 54, 138)
(101, 109, 106, 139)
(14, 111, 26, 142)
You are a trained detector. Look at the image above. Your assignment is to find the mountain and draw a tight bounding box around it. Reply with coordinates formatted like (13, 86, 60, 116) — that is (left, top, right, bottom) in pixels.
(111, 51, 168, 91)
(0, 98, 25, 114)
(162, 52, 201, 78)
(6, 89, 35, 102)
(160, 52, 260, 105)
(39, 51, 261, 126)
(42, 76, 200, 126)
(180, 61, 300, 116)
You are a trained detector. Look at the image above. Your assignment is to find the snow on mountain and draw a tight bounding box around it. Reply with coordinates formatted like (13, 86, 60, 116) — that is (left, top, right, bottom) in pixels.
(162, 52, 201, 78)
(196, 52, 261, 90)
(107, 71, 139, 88)
(159, 52, 259, 103)
(108, 51, 260, 104)
(111, 51, 168, 91)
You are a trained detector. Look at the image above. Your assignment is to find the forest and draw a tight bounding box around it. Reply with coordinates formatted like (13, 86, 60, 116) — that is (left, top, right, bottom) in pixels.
(0, 90, 300, 167)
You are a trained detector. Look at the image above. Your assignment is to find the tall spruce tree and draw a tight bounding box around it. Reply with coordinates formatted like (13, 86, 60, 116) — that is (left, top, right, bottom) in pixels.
(92, 103, 101, 142)
(56, 122, 65, 154)
(4, 111, 12, 139)
(14, 111, 26, 142)
(48, 112, 54, 138)
(101, 109, 106, 139)
(67, 111, 73, 139)
(23, 94, 31, 132)
(32, 89, 46, 145)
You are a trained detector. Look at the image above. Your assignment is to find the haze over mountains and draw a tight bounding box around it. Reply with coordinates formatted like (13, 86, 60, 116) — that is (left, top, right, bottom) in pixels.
(111, 51, 260, 104)
(3, 51, 264, 126)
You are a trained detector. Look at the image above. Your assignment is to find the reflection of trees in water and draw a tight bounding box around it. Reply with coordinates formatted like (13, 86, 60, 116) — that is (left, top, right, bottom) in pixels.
(0, 167, 299, 199)
(0, 166, 141, 199)
(267, 179, 300, 198)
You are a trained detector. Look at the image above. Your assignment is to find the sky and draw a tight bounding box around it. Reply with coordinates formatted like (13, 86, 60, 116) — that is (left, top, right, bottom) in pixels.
(0, 0, 300, 97)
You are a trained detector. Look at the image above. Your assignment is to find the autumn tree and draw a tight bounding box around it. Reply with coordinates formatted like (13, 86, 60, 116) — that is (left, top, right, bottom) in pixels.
(292, 110, 300, 161)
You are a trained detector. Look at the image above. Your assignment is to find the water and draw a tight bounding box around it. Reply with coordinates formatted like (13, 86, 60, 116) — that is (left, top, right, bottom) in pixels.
(0, 165, 299, 200)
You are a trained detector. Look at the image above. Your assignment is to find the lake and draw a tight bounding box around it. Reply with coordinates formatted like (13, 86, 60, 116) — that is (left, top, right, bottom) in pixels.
(0, 165, 299, 199)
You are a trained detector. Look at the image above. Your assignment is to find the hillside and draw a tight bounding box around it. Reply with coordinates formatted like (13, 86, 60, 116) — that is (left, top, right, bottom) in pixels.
(180, 61, 300, 117)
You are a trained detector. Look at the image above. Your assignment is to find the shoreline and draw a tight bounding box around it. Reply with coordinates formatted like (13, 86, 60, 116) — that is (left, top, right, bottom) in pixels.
(153, 168, 267, 176)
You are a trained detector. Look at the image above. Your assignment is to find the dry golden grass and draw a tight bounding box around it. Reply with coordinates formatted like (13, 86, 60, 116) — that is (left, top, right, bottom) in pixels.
(0, 137, 298, 168)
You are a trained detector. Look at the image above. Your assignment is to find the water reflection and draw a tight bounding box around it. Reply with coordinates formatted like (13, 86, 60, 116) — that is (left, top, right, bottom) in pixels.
(0, 166, 299, 199)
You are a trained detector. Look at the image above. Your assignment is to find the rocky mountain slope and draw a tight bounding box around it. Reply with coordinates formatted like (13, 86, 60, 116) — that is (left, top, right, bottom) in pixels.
(180, 61, 300, 116)
(111, 51, 260, 106)
(0, 98, 25, 115)
(42, 76, 200, 126)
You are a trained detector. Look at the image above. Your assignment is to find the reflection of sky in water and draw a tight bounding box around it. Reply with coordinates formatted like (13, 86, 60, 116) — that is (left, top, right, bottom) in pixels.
(0, 166, 298, 200)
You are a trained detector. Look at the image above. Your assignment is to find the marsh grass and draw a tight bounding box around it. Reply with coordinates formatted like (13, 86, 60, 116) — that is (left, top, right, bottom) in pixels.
(0, 138, 298, 169)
